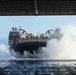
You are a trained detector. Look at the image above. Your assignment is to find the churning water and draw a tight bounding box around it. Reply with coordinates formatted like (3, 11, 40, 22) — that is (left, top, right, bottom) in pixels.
(0, 26, 76, 59)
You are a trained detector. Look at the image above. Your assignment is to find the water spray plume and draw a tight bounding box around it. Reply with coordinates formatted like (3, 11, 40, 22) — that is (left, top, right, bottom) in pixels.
(0, 43, 12, 59)
(42, 26, 76, 59)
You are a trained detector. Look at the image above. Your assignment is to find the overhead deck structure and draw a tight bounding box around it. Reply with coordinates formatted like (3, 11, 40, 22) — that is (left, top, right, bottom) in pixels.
(0, 0, 76, 15)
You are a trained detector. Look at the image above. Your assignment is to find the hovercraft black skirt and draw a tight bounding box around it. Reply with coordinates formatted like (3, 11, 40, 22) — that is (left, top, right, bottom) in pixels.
(10, 42, 46, 54)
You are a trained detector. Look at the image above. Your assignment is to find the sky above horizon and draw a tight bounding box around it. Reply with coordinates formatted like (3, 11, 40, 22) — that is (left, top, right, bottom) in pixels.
(0, 15, 76, 43)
